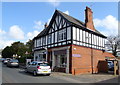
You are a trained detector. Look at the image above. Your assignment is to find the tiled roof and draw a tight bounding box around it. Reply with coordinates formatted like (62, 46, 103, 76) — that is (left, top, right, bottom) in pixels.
(56, 10, 105, 37)
(33, 10, 106, 39)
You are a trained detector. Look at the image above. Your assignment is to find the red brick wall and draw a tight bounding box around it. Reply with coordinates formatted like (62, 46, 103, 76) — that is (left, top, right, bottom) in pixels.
(71, 45, 112, 75)
(47, 45, 114, 75)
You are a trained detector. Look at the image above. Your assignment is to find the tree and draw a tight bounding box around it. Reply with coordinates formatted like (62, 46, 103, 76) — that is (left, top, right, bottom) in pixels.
(2, 46, 14, 58)
(11, 41, 27, 57)
(2, 40, 33, 63)
(25, 39, 33, 58)
(105, 35, 120, 57)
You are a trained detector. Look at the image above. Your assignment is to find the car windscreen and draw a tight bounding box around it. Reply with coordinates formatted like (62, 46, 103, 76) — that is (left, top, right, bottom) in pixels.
(38, 63, 49, 66)
(11, 60, 18, 62)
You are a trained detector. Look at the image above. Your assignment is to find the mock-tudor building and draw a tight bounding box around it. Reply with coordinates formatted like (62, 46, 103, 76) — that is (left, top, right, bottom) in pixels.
(33, 7, 114, 75)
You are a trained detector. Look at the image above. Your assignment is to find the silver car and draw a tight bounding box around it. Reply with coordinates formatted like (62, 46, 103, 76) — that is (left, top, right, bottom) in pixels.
(25, 61, 51, 76)
(3, 58, 12, 64)
(7, 59, 19, 67)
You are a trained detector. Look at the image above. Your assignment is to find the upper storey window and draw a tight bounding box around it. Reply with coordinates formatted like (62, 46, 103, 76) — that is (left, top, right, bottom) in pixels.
(58, 29, 66, 41)
(48, 34, 51, 44)
(43, 37, 46, 45)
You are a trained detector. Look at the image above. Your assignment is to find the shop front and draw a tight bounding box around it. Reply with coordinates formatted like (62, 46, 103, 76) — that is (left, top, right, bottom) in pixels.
(51, 46, 70, 73)
(34, 50, 47, 61)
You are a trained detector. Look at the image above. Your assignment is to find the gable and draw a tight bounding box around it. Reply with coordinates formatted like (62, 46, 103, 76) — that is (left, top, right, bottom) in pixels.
(33, 10, 106, 40)
(47, 10, 71, 34)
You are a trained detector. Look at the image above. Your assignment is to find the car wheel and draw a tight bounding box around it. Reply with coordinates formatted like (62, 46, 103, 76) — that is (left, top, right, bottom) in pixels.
(33, 71, 37, 76)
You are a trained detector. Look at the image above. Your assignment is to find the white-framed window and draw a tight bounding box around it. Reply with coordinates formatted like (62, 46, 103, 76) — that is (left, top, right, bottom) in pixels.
(42, 37, 46, 45)
(40, 38, 42, 46)
(52, 33, 54, 43)
(46, 36, 47, 46)
(36, 39, 40, 47)
(67, 27, 71, 40)
(58, 29, 66, 41)
(48, 34, 51, 44)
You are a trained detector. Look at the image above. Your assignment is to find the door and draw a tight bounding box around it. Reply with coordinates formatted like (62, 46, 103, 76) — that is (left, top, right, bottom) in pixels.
(27, 62, 33, 72)
(31, 62, 37, 72)
(55, 55, 58, 67)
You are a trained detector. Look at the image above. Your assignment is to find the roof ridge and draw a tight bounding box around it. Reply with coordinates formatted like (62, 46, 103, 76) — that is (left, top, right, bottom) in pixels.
(56, 10, 106, 37)
(56, 10, 85, 25)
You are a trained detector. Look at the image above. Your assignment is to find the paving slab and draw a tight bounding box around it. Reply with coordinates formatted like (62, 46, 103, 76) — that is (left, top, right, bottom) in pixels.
(51, 72, 119, 83)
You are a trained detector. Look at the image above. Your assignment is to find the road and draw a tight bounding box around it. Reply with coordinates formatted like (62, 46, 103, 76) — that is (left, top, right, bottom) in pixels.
(2, 63, 74, 83)
(1, 62, 119, 84)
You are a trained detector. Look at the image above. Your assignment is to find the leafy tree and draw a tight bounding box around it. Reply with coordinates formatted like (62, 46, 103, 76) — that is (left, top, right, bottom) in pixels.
(2, 40, 33, 63)
(105, 35, 120, 57)
(2, 46, 14, 58)
(11, 41, 27, 57)
(25, 39, 33, 59)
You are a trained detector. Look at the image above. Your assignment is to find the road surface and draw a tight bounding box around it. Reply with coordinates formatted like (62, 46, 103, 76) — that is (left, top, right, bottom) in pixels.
(2, 63, 74, 83)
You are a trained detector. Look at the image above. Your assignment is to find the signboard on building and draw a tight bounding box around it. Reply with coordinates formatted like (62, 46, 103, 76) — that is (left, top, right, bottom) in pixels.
(72, 54, 81, 57)
(54, 49, 66, 55)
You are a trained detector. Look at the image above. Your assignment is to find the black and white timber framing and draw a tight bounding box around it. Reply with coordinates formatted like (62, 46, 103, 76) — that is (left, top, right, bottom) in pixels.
(33, 10, 107, 52)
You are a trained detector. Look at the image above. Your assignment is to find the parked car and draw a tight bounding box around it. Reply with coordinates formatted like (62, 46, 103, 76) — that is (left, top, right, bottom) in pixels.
(7, 59, 19, 67)
(3, 58, 11, 64)
(108, 61, 114, 71)
(25, 61, 51, 76)
(0, 58, 5, 62)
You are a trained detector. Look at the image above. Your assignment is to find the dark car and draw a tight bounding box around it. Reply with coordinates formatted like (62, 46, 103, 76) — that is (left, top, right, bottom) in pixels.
(7, 59, 19, 67)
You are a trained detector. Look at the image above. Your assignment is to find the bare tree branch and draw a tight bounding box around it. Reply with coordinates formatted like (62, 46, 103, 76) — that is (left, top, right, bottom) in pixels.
(105, 35, 120, 57)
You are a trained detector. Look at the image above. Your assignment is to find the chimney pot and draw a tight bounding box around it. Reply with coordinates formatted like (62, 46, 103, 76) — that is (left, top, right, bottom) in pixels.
(44, 23, 48, 28)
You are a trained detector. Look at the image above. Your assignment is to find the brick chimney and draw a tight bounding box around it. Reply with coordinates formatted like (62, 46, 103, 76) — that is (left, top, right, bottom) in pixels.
(85, 6, 95, 31)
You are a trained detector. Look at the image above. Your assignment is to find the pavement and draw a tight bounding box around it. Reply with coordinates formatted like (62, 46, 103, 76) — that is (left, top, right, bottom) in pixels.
(51, 72, 119, 83)
(19, 64, 119, 83)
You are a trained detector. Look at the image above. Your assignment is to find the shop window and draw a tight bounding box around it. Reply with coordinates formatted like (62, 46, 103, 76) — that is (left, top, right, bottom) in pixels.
(60, 55, 67, 67)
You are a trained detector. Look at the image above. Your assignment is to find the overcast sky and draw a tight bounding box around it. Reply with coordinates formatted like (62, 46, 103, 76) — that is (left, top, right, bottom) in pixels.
(0, 1, 119, 49)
